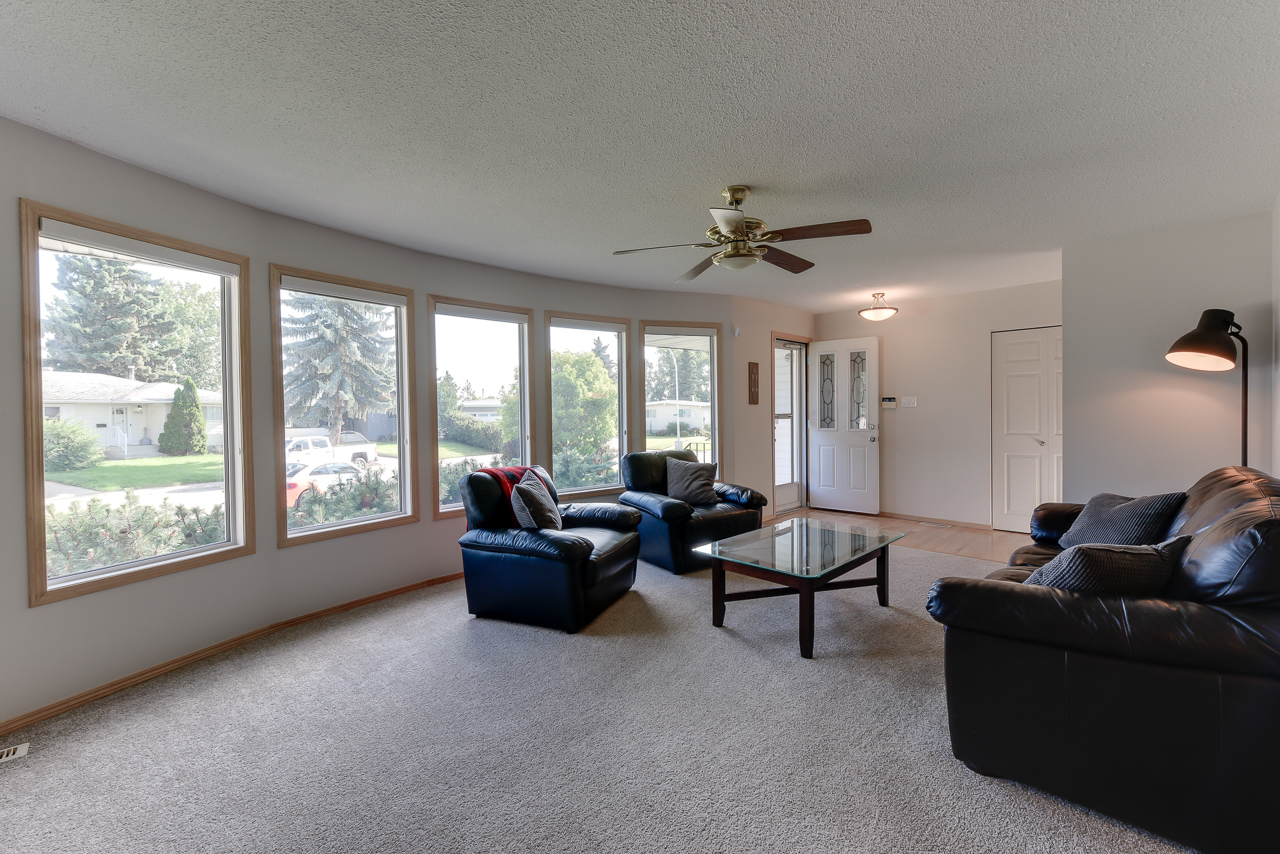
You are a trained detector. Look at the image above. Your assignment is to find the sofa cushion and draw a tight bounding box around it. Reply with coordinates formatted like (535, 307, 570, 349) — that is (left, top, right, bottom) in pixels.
(511, 470, 563, 530)
(1059, 492, 1186, 549)
(1165, 500, 1280, 607)
(1170, 466, 1280, 538)
(666, 457, 719, 505)
(685, 502, 760, 548)
(1025, 537, 1191, 596)
(573, 526, 641, 589)
(1008, 542, 1063, 569)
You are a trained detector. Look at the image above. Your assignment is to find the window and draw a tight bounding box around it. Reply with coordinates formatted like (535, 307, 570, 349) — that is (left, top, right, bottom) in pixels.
(643, 323, 720, 463)
(271, 265, 418, 545)
(22, 199, 253, 605)
(546, 313, 627, 492)
(431, 297, 531, 516)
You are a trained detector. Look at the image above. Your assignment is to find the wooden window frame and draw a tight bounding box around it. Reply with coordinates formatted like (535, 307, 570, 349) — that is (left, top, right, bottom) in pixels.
(428, 295, 534, 520)
(639, 320, 725, 467)
(21, 199, 256, 606)
(544, 312, 630, 498)
(270, 264, 420, 547)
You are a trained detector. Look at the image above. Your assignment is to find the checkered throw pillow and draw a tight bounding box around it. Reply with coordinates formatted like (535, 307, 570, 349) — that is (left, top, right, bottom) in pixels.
(1059, 491, 1186, 549)
(1024, 536, 1191, 596)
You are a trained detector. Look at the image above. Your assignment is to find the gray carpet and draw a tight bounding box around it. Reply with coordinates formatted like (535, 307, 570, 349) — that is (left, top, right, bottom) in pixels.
(0, 547, 1191, 854)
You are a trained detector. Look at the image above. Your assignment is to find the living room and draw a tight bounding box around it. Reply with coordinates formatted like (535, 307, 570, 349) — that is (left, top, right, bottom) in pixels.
(2, 4, 1279, 853)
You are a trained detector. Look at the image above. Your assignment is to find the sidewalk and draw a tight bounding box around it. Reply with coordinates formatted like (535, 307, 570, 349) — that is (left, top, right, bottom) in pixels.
(45, 481, 228, 513)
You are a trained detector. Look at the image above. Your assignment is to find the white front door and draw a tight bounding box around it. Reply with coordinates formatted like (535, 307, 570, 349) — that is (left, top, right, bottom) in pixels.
(991, 326, 1063, 532)
(807, 337, 880, 513)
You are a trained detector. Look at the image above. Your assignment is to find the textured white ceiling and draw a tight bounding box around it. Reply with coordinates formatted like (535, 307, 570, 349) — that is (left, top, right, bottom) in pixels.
(2, 1, 1279, 311)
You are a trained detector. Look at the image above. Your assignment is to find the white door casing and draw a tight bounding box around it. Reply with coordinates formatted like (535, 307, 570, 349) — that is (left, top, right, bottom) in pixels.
(991, 326, 1063, 532)
(808, 337, 880, 513)
(773, 341, 805, 515)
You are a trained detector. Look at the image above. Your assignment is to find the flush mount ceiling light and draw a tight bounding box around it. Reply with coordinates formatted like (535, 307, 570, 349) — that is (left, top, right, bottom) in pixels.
(858, 293, 898, 321)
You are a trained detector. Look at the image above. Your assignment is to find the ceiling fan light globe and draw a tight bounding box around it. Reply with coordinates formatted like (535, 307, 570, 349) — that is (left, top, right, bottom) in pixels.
(714, 254, 761, 271)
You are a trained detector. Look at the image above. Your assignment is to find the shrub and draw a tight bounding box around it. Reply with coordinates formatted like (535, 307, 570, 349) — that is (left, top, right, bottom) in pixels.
(158, 377, 207, 456)
(440, 410, 503, 453)
(45, 492, 225, 577)
(43, 418, 104, 472)
(286, 469, 402, 529)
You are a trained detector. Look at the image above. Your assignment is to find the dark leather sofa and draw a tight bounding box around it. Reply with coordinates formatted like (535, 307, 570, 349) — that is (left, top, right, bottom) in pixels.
(927, 466, 1280, 853)
(457, 466, 643, 633)
(619, 449, 768, 574)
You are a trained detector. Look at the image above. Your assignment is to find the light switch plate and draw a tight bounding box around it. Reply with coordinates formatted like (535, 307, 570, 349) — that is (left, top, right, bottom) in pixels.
(902, 397, 918, 407)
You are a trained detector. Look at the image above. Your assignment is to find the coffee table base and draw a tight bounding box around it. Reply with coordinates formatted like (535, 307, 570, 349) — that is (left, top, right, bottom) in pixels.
(711, 546, 889, 658)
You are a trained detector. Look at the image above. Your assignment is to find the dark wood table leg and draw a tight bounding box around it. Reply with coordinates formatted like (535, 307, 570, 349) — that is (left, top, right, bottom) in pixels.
(712, 559, 725, 627)
(876, 546, 889, 607)
(799, 581, 815, 658)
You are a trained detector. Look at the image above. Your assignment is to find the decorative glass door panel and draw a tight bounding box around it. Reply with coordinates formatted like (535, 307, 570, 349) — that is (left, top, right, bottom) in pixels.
(850, 350, 868, 430)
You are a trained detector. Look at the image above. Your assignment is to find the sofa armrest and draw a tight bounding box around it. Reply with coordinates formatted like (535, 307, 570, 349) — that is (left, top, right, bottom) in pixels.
(1029, 502, 1086, 547)
(926, 576, 1280, 679)
(458, 527, 594, 563)
(559, 503, 642, 532)
(619, 491, 694, 522)
(713, 482, 768, 509)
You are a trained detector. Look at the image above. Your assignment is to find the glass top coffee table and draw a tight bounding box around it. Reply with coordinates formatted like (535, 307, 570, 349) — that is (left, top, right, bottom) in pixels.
(695, 518, 905, 658)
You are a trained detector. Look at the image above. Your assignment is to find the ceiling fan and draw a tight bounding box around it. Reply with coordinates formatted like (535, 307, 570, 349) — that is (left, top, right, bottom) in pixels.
(612, 185, 872, 282)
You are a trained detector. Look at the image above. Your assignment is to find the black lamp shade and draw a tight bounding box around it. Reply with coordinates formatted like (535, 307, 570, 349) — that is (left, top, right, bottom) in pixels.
(1165, 309, 1238, 372)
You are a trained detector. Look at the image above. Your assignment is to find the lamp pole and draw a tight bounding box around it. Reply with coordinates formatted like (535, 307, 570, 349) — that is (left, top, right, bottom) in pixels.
(1232, 328, 1248, 467)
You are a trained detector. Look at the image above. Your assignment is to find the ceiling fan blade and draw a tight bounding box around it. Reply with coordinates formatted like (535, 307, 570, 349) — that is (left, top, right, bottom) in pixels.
(612, 242, 716, 255)
(675, 254, 717, 283)
(770, 219, 872, 242)
(761, 246, 815, 274)
(710, 207, 747, 237)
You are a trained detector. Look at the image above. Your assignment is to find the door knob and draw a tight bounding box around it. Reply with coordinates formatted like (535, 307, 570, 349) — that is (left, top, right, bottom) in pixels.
(1036, 439, 1046, 446)
(870, 437, 877, 443)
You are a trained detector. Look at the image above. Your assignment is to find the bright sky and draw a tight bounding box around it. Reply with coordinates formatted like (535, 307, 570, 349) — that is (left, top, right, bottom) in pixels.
(38, 249, 221, 317)
(434, 317, 620, 399)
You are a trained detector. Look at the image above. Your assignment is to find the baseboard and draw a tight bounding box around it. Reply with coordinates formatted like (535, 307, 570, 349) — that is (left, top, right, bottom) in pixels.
(0, 572, 464, 739)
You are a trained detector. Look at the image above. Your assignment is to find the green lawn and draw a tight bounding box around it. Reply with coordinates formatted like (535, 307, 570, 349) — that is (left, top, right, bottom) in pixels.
(437, 440, 496, 460)
(48, 454, 226, 491)
(646, 435, 679, 450)
(376, 442, 399, 458)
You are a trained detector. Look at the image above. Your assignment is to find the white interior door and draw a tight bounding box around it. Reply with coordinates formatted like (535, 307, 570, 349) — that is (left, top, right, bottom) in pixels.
(807, 337, 879, 513)
(991, 326, 1063, 532)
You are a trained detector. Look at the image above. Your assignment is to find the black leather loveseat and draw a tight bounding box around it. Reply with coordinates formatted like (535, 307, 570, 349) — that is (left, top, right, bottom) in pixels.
(927, 466, 1280, 853)
(619, 449, 767, 574)
(458, 466, 643, 633)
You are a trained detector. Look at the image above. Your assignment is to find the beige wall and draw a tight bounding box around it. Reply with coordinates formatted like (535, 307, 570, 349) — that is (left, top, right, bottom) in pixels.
(0, 116, 812, 724)
(1062, 213, 1273, 501)
(815, 281, 1062, 526)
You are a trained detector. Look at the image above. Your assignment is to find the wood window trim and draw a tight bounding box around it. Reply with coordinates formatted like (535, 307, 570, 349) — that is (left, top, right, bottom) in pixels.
(269, 264, 421, 548)
(639, 319, 725, 469)
(769, 331, 813, 521)
(544, 311, 630, 495)
(428, 295, 535, 520)
(20, 198, 256, 607)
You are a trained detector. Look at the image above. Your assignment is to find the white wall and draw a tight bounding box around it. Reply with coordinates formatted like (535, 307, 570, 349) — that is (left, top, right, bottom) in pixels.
(1062, 213, 1273, 501)
(814, 281, 1062, 526)
(0, 116, 812, 724)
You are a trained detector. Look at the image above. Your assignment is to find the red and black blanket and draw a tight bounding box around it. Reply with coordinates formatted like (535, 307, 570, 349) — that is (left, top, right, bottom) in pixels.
(475, 465, 539, 528)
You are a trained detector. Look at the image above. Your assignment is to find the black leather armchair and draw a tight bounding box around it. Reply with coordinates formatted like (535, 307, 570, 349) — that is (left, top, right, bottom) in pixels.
(927, 466, 1280, 854)
(457, 466, 642, 632)
(619, 449, 767, 574)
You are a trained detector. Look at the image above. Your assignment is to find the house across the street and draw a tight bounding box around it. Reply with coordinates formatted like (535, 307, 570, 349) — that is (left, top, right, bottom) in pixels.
(644, 399, 711, 433)
(42, 370, 224, 457)
(458, 397, 501, 422)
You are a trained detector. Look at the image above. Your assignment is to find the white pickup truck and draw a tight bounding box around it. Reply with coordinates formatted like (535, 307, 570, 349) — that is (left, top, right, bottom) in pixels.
(284, 432, 379, 471)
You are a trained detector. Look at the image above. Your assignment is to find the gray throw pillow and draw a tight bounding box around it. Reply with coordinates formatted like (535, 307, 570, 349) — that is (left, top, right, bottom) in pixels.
(1024, 536, 1191, 596)
(1059, 491, 1186, 549)
(666, 457, 719, 505)
(510, 470, 562, 530)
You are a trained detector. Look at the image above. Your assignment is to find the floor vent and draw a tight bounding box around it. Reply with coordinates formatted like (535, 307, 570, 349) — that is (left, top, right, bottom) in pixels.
(918, 521, 952, 528)
(0, 743, 28, 764)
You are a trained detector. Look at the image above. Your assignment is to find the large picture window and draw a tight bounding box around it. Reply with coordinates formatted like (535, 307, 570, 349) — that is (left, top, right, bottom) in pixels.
(643, 323, 720, 464)
(430, 297, 531, 516)
(21, 200, 254, 605)
(546, 314, 627, 493)
(270, 265, 418, 545)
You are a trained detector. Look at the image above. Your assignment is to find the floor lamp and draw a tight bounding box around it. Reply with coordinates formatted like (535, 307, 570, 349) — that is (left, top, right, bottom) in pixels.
(1165, 309, 1248, 467)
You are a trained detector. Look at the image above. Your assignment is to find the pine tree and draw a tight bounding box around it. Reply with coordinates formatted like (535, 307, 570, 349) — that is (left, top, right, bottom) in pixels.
(281, 292, 397, 433)
(43, 255, 183, 381)
(591, 336, 617, 381)
(158, 377, 207, 455)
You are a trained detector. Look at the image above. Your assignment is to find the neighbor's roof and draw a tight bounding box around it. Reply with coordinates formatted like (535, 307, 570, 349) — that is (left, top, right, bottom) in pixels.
(42, 371, 221, 405)
(459, 398, 501, 408)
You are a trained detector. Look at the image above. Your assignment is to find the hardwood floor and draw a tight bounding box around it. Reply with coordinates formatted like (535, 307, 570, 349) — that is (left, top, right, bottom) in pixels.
(776, 508, 1030, 564)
